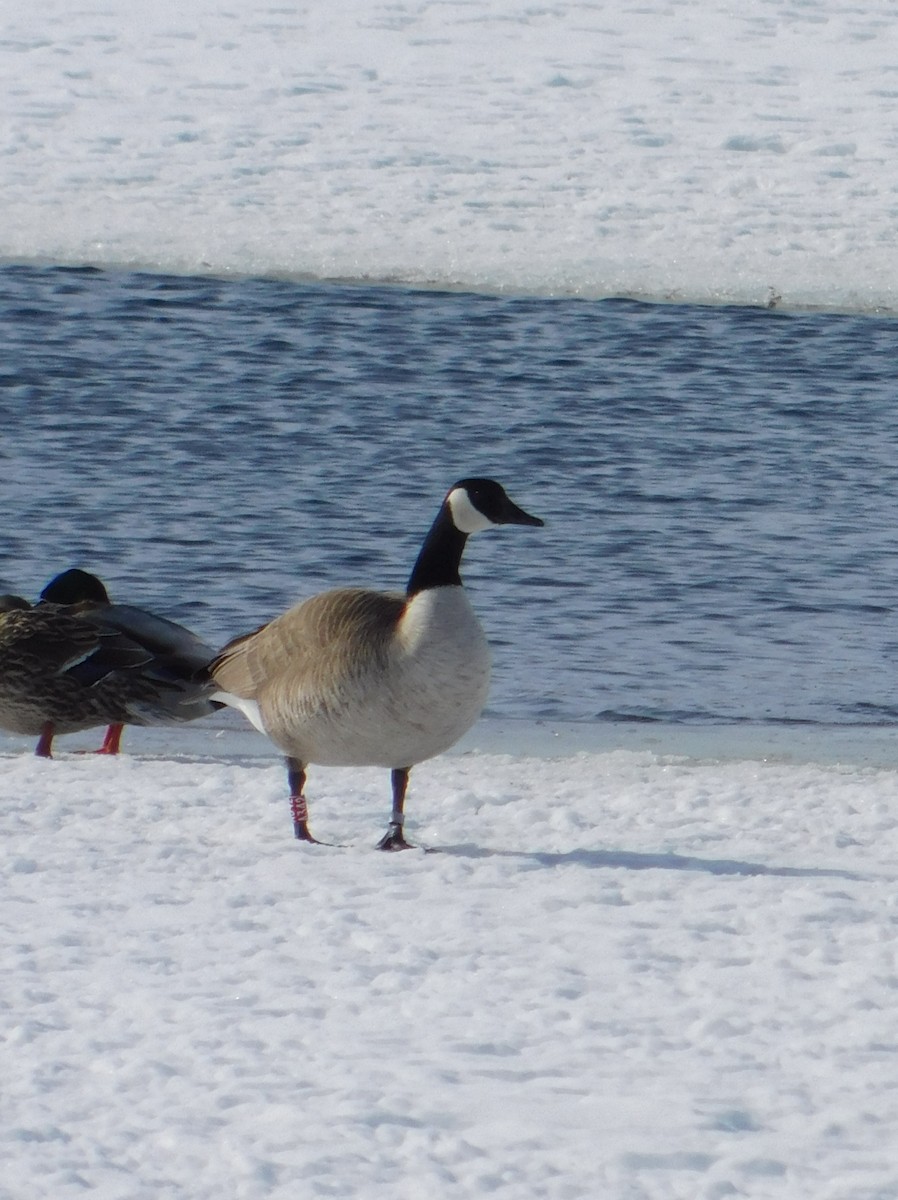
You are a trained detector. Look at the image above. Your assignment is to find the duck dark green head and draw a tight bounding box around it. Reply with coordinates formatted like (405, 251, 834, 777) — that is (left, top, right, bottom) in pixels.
(39, 569, 111, 607)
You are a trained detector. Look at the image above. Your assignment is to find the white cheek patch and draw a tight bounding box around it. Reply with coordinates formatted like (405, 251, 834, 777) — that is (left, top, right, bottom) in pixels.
(448, 488, 494, 534)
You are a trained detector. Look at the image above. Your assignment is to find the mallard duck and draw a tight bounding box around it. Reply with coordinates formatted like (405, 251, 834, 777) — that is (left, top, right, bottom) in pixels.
(211, 478, 543, 849)
(0, 569, 220, 757)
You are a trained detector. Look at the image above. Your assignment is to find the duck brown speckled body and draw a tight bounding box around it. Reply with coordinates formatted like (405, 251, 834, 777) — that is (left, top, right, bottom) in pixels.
(0, 570, 220, 756)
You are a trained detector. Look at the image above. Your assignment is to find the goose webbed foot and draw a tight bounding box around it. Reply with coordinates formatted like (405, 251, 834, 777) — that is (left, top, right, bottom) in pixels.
(290, 796, 322, 843)
(293, 819, 325, 844)
(377, 768, 414, 850)
(287, 756, 328, 844)
(377, 822, 414, 851)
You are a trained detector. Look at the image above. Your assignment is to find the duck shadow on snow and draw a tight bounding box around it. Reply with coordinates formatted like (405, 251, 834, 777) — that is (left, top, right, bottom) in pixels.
(433, 844, 872, 882)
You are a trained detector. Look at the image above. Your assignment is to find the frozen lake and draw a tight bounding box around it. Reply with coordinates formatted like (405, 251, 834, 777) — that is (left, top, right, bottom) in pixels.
(4, 0, 898, 311)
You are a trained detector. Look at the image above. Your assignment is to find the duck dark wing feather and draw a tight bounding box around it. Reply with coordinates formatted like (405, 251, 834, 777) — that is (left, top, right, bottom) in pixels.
(87, 603, 219, 677)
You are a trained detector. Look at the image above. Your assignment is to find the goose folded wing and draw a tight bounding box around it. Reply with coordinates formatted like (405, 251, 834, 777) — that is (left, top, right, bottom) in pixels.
(208, 620, 274, 698)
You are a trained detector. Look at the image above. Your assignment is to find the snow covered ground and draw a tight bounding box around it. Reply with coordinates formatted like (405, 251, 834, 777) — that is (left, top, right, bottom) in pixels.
(3, 717, 898, 1199)
(5, 1, 898, 1194)
(4, 0, 898, 311)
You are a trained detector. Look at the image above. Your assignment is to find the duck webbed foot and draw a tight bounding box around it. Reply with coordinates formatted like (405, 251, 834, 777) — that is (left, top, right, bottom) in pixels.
(94, 723, 124, 755)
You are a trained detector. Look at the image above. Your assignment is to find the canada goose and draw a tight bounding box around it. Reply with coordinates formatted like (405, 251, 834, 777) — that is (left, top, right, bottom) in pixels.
(211, 478, 543, 849)
(0, 568, 220, 757)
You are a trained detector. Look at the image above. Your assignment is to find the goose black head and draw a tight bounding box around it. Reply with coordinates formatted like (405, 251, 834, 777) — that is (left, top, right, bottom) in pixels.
(446, 478, 544, 534)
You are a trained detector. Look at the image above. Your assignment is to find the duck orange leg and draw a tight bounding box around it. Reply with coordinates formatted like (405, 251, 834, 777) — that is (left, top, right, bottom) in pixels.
(95, 723, 124, 755)
(35, 722, 55, 758)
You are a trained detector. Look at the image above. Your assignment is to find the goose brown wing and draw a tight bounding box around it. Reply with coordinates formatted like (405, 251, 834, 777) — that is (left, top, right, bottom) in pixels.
(210, 588, 406, 699)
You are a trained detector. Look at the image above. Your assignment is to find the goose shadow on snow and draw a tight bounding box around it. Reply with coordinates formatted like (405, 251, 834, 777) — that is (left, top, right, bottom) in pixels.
(431, 843, 872, 882)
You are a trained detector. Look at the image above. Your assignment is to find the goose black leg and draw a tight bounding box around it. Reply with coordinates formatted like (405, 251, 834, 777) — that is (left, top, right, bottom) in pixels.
(286, 756, 319, 843)
(377, 767, 413, 851)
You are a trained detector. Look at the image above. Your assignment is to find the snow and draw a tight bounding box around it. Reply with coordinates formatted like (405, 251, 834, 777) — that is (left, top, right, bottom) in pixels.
(3, 717, 898, 1198)
(5, 2, 898, 1194)
(4, 0, 898, 311)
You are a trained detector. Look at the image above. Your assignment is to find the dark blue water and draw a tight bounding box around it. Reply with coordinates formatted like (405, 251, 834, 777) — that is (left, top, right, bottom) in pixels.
(2, 263, 898, 726)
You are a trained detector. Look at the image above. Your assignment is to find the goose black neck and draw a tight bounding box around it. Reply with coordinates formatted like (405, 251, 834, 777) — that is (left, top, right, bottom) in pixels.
(406, 508, 469, 596)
